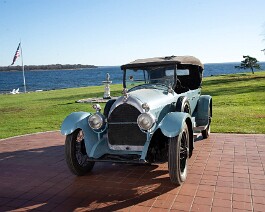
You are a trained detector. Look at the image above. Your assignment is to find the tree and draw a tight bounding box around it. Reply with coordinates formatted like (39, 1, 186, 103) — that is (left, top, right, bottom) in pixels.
(235, 55, 261, 74)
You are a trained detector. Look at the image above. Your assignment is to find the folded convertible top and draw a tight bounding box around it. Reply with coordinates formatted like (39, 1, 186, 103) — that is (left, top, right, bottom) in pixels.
(121, 55, 204, 70)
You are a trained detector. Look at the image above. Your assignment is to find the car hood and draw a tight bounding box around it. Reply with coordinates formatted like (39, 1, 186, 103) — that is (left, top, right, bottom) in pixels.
(128, 88, 176, 110)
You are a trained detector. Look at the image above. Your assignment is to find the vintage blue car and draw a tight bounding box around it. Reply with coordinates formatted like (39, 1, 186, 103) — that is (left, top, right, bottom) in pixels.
(61, 55, 212, 185)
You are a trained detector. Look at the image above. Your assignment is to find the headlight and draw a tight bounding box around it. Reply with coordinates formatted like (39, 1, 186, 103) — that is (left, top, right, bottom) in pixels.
(137, 113, 155, 131)
(88, 113, 104, 130)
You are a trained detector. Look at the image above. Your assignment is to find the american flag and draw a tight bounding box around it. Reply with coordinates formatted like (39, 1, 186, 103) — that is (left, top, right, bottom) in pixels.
(11, 43, 21, 65)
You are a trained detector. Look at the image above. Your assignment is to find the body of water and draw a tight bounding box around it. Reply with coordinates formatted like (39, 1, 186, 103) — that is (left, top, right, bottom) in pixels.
(0, 62, 265, 94)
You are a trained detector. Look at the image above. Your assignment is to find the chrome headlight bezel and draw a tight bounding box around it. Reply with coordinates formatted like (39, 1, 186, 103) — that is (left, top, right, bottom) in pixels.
(88, 113, 104, 130)
(137, 113, 156, 131)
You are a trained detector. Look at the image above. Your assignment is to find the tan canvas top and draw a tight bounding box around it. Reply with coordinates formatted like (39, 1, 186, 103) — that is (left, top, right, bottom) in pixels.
(121, 55, 204, 70)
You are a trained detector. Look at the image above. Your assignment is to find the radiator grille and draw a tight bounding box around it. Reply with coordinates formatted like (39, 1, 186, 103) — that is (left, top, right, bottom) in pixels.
(108, 103, 140, 122)
(108, 103, 146, 146)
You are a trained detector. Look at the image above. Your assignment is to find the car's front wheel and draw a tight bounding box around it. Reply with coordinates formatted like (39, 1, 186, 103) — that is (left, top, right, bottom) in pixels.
(168, 123, 189, 185)
(65, 129, 95, 175)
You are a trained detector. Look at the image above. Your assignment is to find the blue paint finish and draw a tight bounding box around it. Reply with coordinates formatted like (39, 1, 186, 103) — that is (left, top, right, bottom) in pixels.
(61, 111, 101, 157)
(83, 127, 105, 158)
(158, 112, 191, 138)
(61, 112, 143, 159)
(193, 95, 212, 126)
(185, 88, 201, 114)
(89, 135, 143, 158)
(140, 133, 152, 160)
(61, 112, 91, 135)
(89, 134, 110, 158)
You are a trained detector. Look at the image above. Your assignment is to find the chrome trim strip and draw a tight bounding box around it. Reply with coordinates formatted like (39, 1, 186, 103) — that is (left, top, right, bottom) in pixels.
(108, 144, 144, 151)
(108, 122, 137, 125)
(109, 96, 144, 116)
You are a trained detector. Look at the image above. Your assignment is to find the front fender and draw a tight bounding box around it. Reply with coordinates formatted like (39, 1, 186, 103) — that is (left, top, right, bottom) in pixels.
(61, 112, 91, 135)
(157, 112, 192, 138)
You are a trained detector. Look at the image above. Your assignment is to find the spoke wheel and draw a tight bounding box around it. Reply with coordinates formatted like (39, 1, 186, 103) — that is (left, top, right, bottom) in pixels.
(65, 129, 95, 175)
(168, 123, 189, 185)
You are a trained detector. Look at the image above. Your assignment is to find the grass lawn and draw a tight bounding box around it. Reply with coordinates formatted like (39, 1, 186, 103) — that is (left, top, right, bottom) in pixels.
(0, 71, 264, 139)
(202, 71, 265, 134)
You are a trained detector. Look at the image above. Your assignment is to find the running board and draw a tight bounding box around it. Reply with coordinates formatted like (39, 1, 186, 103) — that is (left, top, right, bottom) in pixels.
(193, 126, 206, 140)
(193, 126, 207, 131)
(193, 133, 201, 139)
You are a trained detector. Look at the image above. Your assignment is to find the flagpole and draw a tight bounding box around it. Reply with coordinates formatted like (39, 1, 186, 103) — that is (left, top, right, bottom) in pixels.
(20, 41, 27, 93)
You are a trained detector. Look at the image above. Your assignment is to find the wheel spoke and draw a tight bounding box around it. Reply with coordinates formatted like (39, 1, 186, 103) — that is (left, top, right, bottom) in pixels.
(168, 123, 189, 185)
(180, 131, 188, 159)
(179, 129, 188, 172)
(180, 147, 187, 159)
(74, 130, 89, 167)
(65, 129, 95, 176)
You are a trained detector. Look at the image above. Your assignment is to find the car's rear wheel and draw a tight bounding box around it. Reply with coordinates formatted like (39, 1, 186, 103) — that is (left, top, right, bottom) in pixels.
(202, 124, 210, 139)
(65, 129, 95, 175)
(168, 123, 189, 185)
(202, 107, 211, 139)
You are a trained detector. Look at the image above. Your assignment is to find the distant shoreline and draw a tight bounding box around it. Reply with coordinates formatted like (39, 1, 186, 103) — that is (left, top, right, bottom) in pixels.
(0, 64, 97, 72)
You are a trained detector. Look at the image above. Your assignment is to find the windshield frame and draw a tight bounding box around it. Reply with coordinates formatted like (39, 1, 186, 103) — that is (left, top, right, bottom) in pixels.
(122, 65, 177, 89)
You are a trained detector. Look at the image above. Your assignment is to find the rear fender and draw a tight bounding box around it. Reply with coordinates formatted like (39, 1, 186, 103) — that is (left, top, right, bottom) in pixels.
(193, 95, 212, 126)
(158, 112, 192, 138)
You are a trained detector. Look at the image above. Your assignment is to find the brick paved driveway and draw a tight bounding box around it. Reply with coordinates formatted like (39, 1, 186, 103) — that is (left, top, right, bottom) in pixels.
(0, 132, 264, 212)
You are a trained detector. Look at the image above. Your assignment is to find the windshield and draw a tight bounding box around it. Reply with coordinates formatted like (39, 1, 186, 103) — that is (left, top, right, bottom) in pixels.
(124, 65, 176, 90)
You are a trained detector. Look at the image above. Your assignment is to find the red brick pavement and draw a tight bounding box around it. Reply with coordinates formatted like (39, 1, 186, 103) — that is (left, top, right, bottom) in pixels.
(0, 132, 264, 212)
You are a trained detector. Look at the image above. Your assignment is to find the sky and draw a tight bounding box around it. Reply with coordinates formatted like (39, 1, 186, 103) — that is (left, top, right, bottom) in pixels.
(1, 0, 265, 66)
